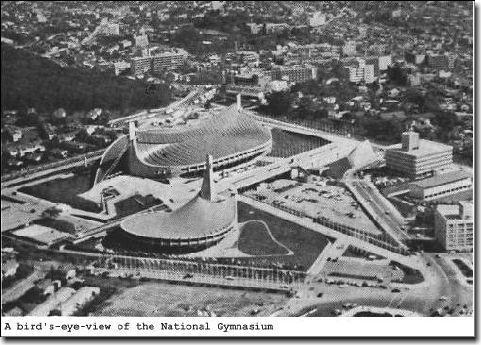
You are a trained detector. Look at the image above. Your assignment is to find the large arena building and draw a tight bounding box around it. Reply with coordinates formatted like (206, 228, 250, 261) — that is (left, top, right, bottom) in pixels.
(119, 155, 238, 253)
(94, 100, 272, 183)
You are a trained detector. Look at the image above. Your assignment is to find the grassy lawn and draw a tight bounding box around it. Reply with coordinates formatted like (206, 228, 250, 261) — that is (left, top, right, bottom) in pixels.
(235, 202, 333, 271)
(390, 261, 424, 285)
(237, 220, 289, 256)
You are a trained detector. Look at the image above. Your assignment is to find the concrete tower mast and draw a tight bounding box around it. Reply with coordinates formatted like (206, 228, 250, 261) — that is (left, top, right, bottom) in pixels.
(200, 154, 215, 201)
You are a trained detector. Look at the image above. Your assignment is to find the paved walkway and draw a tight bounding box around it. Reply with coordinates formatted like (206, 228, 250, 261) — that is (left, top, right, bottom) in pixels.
(237, 196, 429, 279)
(307, 239, 348, 276)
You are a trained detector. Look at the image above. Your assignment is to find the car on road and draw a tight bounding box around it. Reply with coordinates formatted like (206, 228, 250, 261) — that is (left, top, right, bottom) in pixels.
(439, 296, 448, 301)
(183, 273, 193, 279)
(391, 288, 401, 293)
(332, 309, 342, 316)
(224, 276, 235, 281)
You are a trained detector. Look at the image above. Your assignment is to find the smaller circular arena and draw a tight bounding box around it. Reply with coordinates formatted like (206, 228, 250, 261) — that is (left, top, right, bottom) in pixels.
(118, 154, 237, 254)
(120, 194, 237, 253)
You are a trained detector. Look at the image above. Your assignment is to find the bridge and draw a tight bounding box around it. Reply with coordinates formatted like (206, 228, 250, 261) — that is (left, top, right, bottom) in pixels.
(108, 86, 206, 127)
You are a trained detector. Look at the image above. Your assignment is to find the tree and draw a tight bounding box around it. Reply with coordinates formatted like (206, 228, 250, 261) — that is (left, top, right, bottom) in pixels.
(1, 44, 171, 113)
(387, 65, 407, 86)
(358, 116, 403, 143)
(403, 87, 424, 106)
(75, 129, 90, 143)
(433, 111, 459, 142)
(261, 91, 292, 117)
(41, 206, 61, 219)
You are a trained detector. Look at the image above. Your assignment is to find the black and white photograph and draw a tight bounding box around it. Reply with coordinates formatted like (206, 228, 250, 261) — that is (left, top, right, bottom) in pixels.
(0, 0, 475, 338)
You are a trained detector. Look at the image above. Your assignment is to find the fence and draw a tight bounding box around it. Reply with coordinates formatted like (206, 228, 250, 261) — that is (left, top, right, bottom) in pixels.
(96, 254, 306, 289)
(248, 196, 408, 255)
(259, 114, 356, 137)
(314, 216, 406, 254)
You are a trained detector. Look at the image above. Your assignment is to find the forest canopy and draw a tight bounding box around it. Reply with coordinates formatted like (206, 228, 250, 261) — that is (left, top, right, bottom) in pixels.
(1, 44, 171, 114)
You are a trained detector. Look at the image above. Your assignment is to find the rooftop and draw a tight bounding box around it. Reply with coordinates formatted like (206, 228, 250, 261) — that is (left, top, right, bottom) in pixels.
(410, 170, 472, 189)
(436, 202, 473, 220)
(133, 104, 272, 167)
(388, 139, 453, 157)
(12, 224, 71, 245)
(120, 154, 237, 240)
(121, 194, 236, 239)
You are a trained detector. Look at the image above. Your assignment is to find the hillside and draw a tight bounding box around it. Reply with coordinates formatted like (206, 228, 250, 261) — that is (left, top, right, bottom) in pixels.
(1, 44, 170, 114)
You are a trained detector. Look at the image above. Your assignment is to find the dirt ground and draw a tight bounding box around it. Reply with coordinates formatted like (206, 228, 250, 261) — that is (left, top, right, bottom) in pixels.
(93, 281, 288, 317)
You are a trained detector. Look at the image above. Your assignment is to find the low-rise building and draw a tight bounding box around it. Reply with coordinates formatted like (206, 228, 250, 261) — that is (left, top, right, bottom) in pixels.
(1, 259, 19, 279)
(434, 202, 473, 252)
(58, 287, 100, 316)
(266, 66, 318, 83)
(309, 11, 326, 27)
(130, 55, 151, 75)
(344, 58, 376, 84)
(28, 287, 76, 316)
(134, 34, 149, 48)
(36, 279, 56, 296)
(12, 224, 71, 247)
(3, 125, 23, 142)
(405, 51, 426, 65)
(343, 40, 357, 56)
(131, 50, 188, 75)
(408, 170, 472, 201)
(385, 131, 454, 179)
(378, 55, 393, 71)
(6, 142, 46, 157)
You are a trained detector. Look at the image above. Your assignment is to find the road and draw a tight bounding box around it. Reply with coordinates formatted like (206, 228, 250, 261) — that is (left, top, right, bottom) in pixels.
(348, 178, 410, 245)
(108, 86, 205, 127)
(425, 254, 473, 312)
(1, 151, 102, 189)
(306, 239, 347, 277)
(97, 267, 297, 293)
(2, 87, 207, 188)
(276, 252, 473, 317)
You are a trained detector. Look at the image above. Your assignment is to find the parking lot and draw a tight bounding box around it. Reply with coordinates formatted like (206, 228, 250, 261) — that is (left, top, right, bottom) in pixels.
(248, 177, 381, 236)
